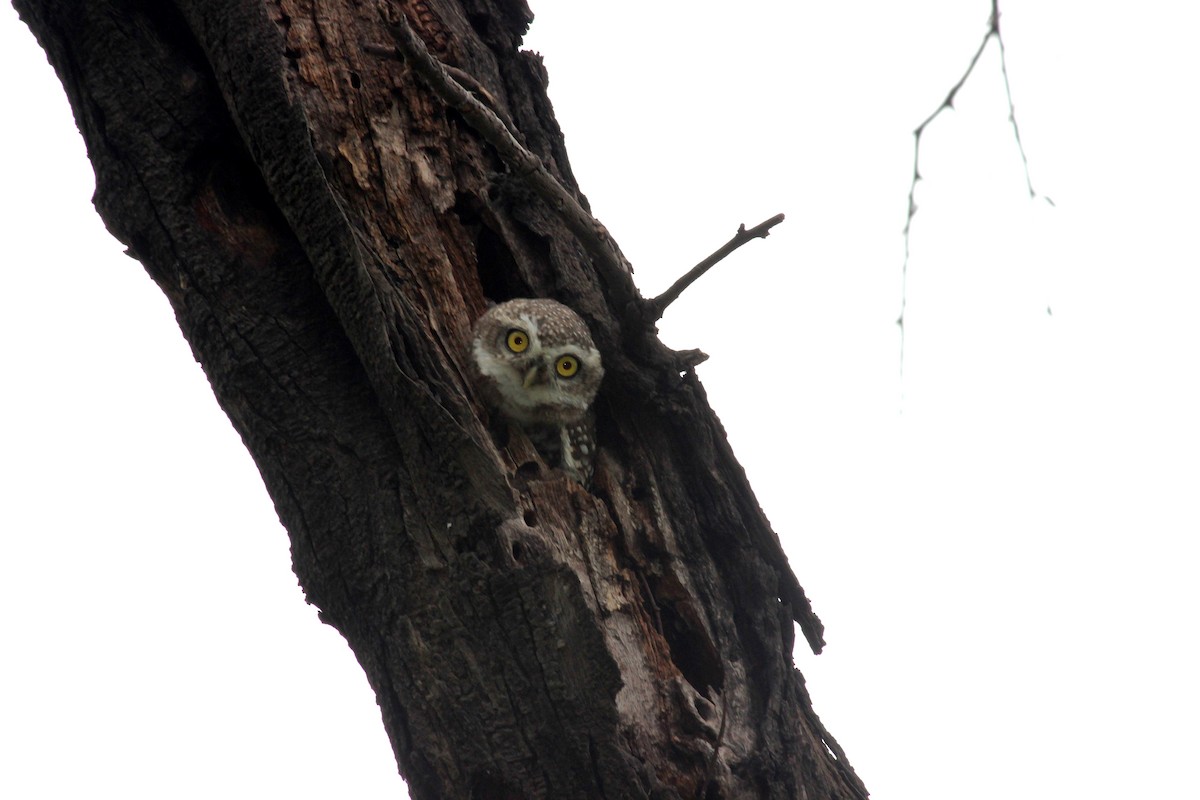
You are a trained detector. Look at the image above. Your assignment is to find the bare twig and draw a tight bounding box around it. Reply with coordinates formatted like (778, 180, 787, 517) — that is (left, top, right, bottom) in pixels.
(899, 0, 1048, 374)
(371, 15, 637, 300)
(363, 42, 518, 138)
(647, 214, 785, 321)
(995, 14, 1052, 206)
(899, 7, 995, 370)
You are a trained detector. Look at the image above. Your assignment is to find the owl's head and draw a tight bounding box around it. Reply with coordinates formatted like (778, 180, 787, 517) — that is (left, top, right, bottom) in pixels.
(471, 298, 603, 427)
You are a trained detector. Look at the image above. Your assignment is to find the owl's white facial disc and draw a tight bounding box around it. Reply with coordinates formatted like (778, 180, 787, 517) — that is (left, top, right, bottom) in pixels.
(471, 299, 603, 427)
(472, 325, 596, 423)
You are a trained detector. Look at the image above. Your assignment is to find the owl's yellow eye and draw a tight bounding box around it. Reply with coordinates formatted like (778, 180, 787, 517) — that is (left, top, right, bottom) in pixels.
(556, 355, 580, 378)
(506, 329, 529, 353)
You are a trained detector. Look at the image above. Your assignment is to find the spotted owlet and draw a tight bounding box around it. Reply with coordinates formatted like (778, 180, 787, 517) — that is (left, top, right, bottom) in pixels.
(470, 298, 604, 484)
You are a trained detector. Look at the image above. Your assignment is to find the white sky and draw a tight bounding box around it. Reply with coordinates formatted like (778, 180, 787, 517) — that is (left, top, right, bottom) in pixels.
(2, 1, 1197, 798)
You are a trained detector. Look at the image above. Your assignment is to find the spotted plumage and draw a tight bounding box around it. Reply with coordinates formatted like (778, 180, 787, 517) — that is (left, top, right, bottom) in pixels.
(470, 298, 603, 483)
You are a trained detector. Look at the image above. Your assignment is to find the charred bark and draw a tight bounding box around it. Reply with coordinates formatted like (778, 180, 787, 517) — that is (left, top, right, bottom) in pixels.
(15, 1, 867, 797)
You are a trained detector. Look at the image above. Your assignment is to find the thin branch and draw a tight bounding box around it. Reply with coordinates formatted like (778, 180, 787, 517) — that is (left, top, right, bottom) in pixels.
(995, 11, 1052, 206)
(898, 0, 1048, 379)
(647, 214, 785, 321)
(363, 42, 518, 138)
(371, 15, 637, 300)
(899, 7, 996, 373)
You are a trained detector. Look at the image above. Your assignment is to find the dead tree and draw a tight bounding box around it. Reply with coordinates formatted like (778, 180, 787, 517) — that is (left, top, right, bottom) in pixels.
(15, 1, 867, 797)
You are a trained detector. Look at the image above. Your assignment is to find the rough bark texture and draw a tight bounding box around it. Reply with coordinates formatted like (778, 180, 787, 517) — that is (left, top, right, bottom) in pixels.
(15, 1, 867, 798)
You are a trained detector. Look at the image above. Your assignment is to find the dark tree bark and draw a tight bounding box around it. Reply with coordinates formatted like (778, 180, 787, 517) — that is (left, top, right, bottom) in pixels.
(15, 1, 867, 797)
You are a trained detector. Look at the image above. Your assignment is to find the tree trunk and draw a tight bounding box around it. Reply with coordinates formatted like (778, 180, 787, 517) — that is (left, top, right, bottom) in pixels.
(15, 1, 867, 797)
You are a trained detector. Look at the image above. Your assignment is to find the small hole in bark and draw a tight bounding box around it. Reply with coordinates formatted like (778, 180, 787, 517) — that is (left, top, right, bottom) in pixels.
(471, 211, 537, 303)
(348, 71, 361, 89)
(522, 509, 537, 527)
(466, 12, 491, 39)
(516, 461, 541, 480)
(511, 540, 524, 561)
(656, 589, 725, 695)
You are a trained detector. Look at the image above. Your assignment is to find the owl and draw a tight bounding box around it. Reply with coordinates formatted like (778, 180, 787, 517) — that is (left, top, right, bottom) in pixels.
(470, 298, 604, 484)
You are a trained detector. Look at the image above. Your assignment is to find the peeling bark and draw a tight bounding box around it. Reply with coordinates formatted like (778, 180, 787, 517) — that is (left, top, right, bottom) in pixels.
(15, 1, 867, 797)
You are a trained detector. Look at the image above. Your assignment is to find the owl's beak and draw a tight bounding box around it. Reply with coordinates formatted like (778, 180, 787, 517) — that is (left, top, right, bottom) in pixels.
(522, 363, 548, 388)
